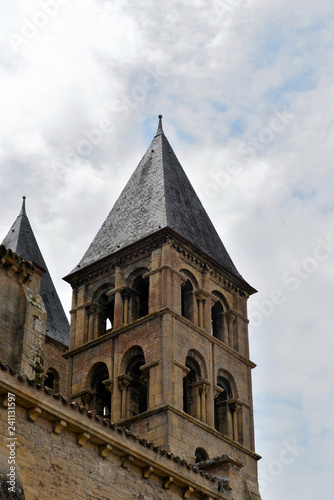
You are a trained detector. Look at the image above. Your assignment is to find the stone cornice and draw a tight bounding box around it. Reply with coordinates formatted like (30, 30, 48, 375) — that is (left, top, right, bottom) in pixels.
(0, 244, 44, 285)
(63, 229, 257, 298)
(119, 404, 262, 462)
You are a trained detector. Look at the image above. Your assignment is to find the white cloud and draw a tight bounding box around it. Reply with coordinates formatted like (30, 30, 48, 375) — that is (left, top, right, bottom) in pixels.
(1, 1, 334, 498)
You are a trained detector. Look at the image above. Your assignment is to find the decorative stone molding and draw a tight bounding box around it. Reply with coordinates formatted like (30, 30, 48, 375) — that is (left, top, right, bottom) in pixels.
(163, 476, 175, 489)
(143, 266, 186, 282)
(140, 360, 159, 372)
(183, 486, 194, 499)
(102, 379, 113, 393)
(70, 389, 94, 408)
(77, 431, 90, 447)
(52, 419, 67, 435)
(117, 374, 132, 390)
(174, 360, 191, 375)
(99, 443, 113, 459)
(143, 465, 155, 479)
(106, 284, 133, 297)
(225, 311, 237, 324)
(85, 303, 97, 315)
(27, 406, 42, 422)
(192, 379, 211, 390)
(121, 454, 135, 470)
(213, 386, 225, 399)
(0, 244, 38, 284)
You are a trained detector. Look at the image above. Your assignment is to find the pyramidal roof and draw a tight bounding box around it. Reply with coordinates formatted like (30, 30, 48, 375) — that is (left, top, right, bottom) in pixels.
(2, 198, 70, 346)
(70, 117, 243, 281)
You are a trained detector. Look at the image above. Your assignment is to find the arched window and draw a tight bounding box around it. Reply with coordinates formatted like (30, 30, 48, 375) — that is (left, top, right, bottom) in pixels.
(214, 376, 233, 437)
(90, 363, 111, 418)
(98, 292, 115, 336)
(195, 447, 209, 463)
(183, 354, 204, 420)
(44, 368, 59, 393)
(125, 347, 148, 416)
(181, 279, 194, 321)
(132, 274, 149, 320)
(211, 300, 224, 339)
(211, 291, 229, 342)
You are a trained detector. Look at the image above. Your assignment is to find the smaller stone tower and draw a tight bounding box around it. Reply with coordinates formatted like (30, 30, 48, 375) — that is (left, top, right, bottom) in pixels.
(64, 117, 261, 499)
(1, 197, 69, 392)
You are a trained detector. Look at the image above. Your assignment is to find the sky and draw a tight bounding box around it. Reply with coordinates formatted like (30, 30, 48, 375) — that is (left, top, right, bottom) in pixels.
(1, 1, 334, 498)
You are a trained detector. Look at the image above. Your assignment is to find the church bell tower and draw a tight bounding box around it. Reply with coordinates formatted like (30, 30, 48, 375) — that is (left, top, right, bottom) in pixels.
(63, 116, 261, 499)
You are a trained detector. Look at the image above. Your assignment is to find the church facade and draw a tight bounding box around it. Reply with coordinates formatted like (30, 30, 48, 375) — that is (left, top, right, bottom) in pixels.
(0, 117, 262, 500)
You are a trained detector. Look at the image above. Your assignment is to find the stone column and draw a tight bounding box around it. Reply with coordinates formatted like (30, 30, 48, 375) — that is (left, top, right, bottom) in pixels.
(199, 383, 210, 424)
(113, 265, 123, 329)
(161, 243, 172, 309)
(226, 311, 236, 347)
(223, 401, 233, 438)
(86, 304, 96, 342)
(229, 401, 241, 442)
(118, 375, 132, 420)
(148, 248, 162, 312)
(69, 287, 78, 350)
(198, 299, 204, 328)
(122, 291, 130, 325)
(173, 361, 190, 410)
(203, 269, 212, 333)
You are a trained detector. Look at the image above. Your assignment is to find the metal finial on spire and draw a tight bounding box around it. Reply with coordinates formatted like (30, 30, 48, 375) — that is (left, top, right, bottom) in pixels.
(20, 196, 27, 216)
(155, 114, 164, 136)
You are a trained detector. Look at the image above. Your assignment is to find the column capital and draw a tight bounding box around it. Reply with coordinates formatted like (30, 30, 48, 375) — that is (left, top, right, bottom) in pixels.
(102, 378, 113, 393)
(117, 374, 132, 390)
(192, 379, 210, 390)
(213, 385, 225, 399)
(225, 310, 237, 323)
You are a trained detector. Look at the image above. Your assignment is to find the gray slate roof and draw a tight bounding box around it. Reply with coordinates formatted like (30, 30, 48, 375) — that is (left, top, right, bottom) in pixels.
(2, 198, 70, 346)
(70, 117, 242, 280)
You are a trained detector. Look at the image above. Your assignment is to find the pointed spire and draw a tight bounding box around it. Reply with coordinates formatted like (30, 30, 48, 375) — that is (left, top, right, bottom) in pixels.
(67, 116, 253, 290)
(20, 196, 27, 216)
(155, 114, 164, 137)
(2, 198, 70, 345)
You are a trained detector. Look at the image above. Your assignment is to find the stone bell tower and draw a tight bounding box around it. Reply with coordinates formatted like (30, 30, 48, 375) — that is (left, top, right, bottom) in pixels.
(63, 116, 262, 499)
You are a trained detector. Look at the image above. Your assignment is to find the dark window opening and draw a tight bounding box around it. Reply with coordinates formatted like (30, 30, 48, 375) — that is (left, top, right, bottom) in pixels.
(98, 293, 114, 336)
(133, 275, 149, 320)
(195, 448, 209, 463)
(214, 377, 233, 435)
(183, 356, 201, 417)
(91, 364, 111, 418)
(44, 368, 59, 393)
(181, 280, 193, 321)
(126, 352, 148, 416)
(211, 301, 224, 339)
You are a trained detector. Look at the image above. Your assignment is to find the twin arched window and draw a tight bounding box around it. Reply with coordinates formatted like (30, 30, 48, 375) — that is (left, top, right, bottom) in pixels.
(87, 270, 150, 341)
(180, 272, 229, 343)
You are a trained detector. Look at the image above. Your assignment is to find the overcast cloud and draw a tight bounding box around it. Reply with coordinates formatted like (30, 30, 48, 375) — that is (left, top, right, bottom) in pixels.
(1, 1, 333, 498)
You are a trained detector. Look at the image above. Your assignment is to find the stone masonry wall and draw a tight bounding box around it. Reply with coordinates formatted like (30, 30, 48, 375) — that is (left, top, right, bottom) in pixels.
(0, 366, 231, 500)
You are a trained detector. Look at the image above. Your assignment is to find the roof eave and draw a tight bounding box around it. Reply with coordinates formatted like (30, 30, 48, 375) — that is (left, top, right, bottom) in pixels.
(63, 226, 257, 296)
